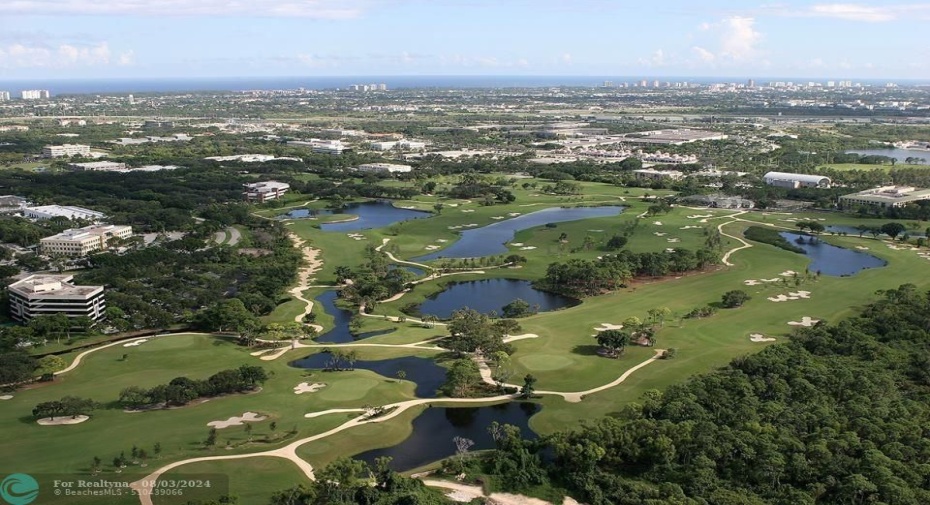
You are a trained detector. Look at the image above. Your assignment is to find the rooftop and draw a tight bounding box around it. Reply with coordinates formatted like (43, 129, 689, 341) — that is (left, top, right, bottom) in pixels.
(8, 274, 102, 297)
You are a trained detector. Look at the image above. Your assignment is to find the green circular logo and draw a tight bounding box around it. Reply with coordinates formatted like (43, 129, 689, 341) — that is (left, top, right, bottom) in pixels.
(0, 474, 38, 505)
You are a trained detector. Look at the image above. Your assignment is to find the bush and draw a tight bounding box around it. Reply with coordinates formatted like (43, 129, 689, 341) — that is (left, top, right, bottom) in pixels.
(744, 226, 805, 253)
(722, 290, 751, 308)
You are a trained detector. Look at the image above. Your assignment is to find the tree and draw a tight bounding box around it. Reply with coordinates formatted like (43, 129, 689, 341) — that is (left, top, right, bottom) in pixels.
(605, 235, 628, 250)
(446, 308, 506, 355)
(521, 374, 537, 399)
(490, 351, 514, 388)
(501, 298, 532, 318)
(153, 442, 161, 458)
(91, 456, 101, 475)
(206, 427, 218, 447)
(881, 222, 906, 240)
(433, 202, 444, 215)
(596, 329, 629, 358)
(442, 358, 481, 397)
(395, 370, 407, 381)
(244, 423, 253, 442)
(421, 314, 438, 329)
(35, 355, 66, 376)
(722, 290, 751, 308)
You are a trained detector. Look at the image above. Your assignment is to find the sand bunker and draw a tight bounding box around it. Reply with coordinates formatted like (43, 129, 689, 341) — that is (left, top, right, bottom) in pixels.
(855, 246, 869, 250)
(207, 412, 267, 429)
(460, 209, 474, 213)
(687, 214, 713, 219)
(511, 243, 524, 247)
(123, 338, 148, 347)
(654, 232, 667, 236)
(587, 229, 604, 232)
(745, 280, 762, 286)
(294, 382, 326, 394)
(680, 225, 702, 230)
(463, 223, 479, 228)
(436, 239, 448, 243)
(769, 291, 811, 302)
(761, 278, 781, 282)
(0, 395, 13, 400)
(520, 246, 537, 250)
(789, 316, 820, 327)
(425, 245, 440, 250)
(346, 233, 367, 241)
(491, 216, 505, 220)
(502, 333, 540, 343)
(667, 238, 680, 243)
(653, 221, 663, 226)
(38, 415, 89, 425)
(750, 334, 776, 342)
(665, 248, 675, 253)
(448, 225, 462, 230)
(779, 270, 797, 277)
(594, 323, 624, 332)
(508, 212, 521, 217)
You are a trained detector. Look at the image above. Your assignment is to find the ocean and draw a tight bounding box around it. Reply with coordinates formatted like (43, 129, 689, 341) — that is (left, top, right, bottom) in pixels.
(0, 75, 926, 95)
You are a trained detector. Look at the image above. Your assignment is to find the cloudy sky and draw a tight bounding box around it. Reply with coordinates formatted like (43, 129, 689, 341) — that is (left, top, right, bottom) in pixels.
(0, 0, 927, 80)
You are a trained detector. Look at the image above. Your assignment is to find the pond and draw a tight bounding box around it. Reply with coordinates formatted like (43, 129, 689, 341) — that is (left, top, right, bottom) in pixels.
(416, 279, 578, 319)
(414, 206, 624, 260)
(279, 201, 431, 231)
(290, 353, 447, 398)
(314, 290, 395, 344)
(354, 402, 540, 472)
(846, 148, 930, 162)
(779, 232, 887, 276)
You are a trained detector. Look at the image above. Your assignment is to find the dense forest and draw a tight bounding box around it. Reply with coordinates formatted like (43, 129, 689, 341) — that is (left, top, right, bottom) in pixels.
(446, 284, 930, 504)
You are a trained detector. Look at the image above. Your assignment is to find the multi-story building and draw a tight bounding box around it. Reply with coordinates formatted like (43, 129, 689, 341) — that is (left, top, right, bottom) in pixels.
(23, 205, 106, 221)
(0, 196, 30, 214)
(632, 169, 685, 182)
(143, 120, 176, 129)
(7, 274, 106, 323)
(0, 91, 10, 101)
(21, 90, 50, 100)
(357, 163, 412, 173)
(243, 181, 290, 202)
(39, 225, 132, 256)
(839, 186, 930, 209)
(368, 139, 426, 151)
(43, 144, 91, 158)
(67, 161, 128, 172)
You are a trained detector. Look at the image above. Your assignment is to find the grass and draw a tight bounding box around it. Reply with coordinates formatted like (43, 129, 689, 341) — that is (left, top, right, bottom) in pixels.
(10, 176, 930, 501)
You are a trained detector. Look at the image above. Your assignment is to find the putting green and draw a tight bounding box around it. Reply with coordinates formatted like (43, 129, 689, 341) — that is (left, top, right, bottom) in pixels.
(316, 377, 380, 401)
(518, 354, 575, 371)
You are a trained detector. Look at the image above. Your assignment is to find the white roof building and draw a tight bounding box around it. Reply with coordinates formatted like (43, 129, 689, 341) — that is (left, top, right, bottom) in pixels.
(39, 224, 133, 256)
(357, 163, 413, 173)
(244, 181, 291, 202)
(68, 161, 128, 172)
(23, 205, 106, 221)
(7, 274, 106, 322)
(763, 171, 832, 189)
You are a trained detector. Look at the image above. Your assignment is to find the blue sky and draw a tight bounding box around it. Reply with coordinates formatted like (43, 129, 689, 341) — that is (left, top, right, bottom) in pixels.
(0, 0, 927, 80)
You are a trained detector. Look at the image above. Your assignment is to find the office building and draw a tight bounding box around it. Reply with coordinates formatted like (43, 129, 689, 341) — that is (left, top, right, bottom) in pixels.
(632, 169, 685, 181)
(839, 186, 930, 209)
(0, 91, 9, 101)
(40, 224, 133, 256)
(68, 161, 127, 172)
(369, 139, 426, 151)
(43, 144, 91, 158)
(243, 181, 290, 202)
(8, 274, 106, 322)
(762, 172, 832, 189)
(21, 89, 50, 100)
(23, 205, 106, 221)
(0, 196, 30, 214)
(356, 163, 412, 174)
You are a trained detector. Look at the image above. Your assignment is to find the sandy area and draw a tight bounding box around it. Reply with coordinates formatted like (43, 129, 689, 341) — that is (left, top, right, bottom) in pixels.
(779, 270, 797, 277)
(789, 316, 820, 327)
(667, 238, 680, 243)
(123, 338, 148, 347)
(304, 408, 365, 419)
(680, 225, 701, 230)
(653, 232, 667, 236)
(0, 395, 13, 400)
(492, 216, 505, 220)
(687, 214, 713, 219)
(511, 242, 524, 246)
(502, 333, 540, 343)
(856, 246, 869, 250)
(508, 212, 521, 216)
(425, 245, 441, 250)
(423, 480, 557, 505)
(744, 280, 762, 286)
(294, 382, 326, 394)
(750, 334, 776, 342)
(768, 291, 811, 302)
(594, 323, 624, 331)
(653, 221, 663, 226)
(460, 209, 474, 213)
(520, 246, 537, 250)
(207, 412, 266, 429)
(38, 415, 89, 425)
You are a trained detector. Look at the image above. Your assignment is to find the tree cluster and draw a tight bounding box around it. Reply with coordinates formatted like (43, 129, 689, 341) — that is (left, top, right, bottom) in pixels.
(118, 365, 268, 409)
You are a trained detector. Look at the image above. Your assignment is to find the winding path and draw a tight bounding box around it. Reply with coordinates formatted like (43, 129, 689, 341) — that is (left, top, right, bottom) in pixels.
(128, 347, 664, 504)
(286, 233, 325, 333)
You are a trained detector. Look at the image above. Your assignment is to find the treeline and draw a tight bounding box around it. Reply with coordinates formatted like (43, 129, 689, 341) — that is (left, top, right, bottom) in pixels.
(540, 247, 721, 297)
(118, 365, 268, 409)
(76, 220, 301, 329)
(744, 226, 805, 253)
(461, 284, 930, 504)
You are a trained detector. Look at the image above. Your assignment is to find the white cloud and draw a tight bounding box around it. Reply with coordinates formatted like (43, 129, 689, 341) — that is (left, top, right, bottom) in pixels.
(639, 49, 668, 67)
(118, 50, 135, 66)
(765, 3, 930, 22)
(689, 16, 761, 65)
(0, 0, 367, 18)
(0, 42, 119, 68)
(808, 4, 897, 22)
(560, 53, 573, 65)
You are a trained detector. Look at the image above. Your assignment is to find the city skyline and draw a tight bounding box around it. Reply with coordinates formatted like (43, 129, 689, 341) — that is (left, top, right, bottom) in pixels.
(0, 1, 928, 80)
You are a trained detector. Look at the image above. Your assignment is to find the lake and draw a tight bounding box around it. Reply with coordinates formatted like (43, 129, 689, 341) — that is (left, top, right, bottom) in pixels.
(353, 402, 540, 471)
(290, 352, 446, 398)
(846, 148, 930, 162)
(416, 278, 577, 319)
(779, 232, 887, 276)
(314, 290, 395, 344)
(415, 206, 624, 260)
(279, 201, 431, 231)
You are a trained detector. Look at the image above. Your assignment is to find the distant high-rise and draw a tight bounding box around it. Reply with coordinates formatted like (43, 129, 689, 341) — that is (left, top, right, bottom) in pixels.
(747, 79, 755, 88)
(652, 80, 660, 88)
(0, 91, 10, 101)
(21, 89, 50, 100)
(128, 94, 134, 104)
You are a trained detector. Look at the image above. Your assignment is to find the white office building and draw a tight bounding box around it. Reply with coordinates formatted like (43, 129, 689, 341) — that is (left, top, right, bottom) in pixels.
(40, 224, 133, 257)
(23, 205, 106, 221)
(368, 139, 427, 151)
(68, 161, 127, 172)
(43, 144, 91, 158)
(243, 181, 290, 202)
(357, 163, 413, 174)
(7, 274, 106, 322)
(0, 196, 30, 214)
(762, 172, 832, 189)
(0, 91, 10, 101)
(21, 89, 50, 100)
